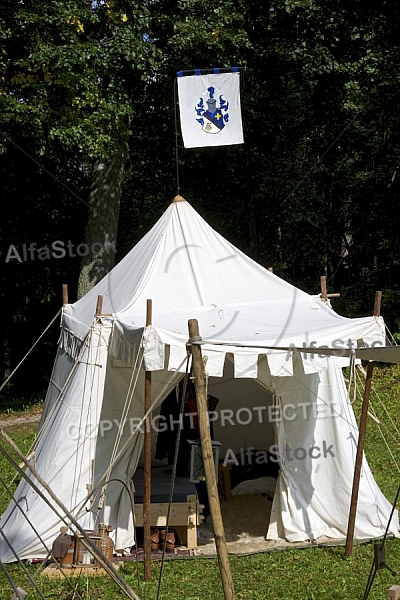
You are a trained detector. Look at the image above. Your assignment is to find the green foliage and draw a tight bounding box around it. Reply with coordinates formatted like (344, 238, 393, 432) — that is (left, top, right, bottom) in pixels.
(0, 392, 44, 415)
(393, 327, 400, 344)
(2, 0, 400, 390)
(0, 0, 161, 158)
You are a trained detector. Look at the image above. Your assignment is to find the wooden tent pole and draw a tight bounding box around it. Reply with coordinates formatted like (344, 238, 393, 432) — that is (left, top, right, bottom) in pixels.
(62, 284, 68, 306)
(143, 299, 152, 581)
(345, 291, 382, 557)
(320, 276, 328, 302)
(188, 319, 236, 600)
(95, 295, 103, 316)
(320, 276, 340, 300)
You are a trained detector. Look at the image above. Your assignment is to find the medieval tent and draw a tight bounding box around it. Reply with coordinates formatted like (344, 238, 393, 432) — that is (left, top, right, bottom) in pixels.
(0, 196, 398, 562)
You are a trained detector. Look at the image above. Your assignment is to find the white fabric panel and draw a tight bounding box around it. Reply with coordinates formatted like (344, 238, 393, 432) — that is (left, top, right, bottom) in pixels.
(301, 352, 329, 374)
(266, 351, 293, 377)
(168, 344, 191, 372)
(109, 322, 143, 365)
(142, 326, 165, 371)
(233, 353, 259, 378)
(264, 357, 399, 542)
(177, 72, 243, 148)
(0, 322, 111, 562)
(38, 344, 77, 425)
(61, 310, 91, 347)
(203, 349, 226, 377)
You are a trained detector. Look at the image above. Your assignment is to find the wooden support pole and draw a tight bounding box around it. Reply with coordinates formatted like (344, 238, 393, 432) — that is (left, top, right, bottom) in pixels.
(143, 299, 152, 581)
(345, 291, 382, 557)
(95, 295, 103, 316)
(62, 284, 68, 306)
(374, 291, 382, 318)
(188, 319, 236, 600)
(320, 276, 340, 300)
(320, 276, 327, 301)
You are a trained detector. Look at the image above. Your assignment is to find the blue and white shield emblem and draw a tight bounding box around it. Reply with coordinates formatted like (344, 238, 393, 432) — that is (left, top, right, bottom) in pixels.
(195, 86, 229, 135)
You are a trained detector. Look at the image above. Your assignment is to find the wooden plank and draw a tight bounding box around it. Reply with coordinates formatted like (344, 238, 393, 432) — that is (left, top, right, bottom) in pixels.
(134, 499, 201, 527)
(134, 495, 203, 548)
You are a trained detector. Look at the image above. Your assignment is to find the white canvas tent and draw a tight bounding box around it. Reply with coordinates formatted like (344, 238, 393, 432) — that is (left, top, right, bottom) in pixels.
(0, 196, 398, 562)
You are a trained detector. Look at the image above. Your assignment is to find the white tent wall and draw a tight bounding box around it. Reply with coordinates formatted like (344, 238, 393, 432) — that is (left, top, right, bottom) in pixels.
(0, 322, 110, 562)
(0, 326, 186, 560)
(91, 349, 183, 551)
(264, 355, 399, 541)
(204, 352, 399, 542)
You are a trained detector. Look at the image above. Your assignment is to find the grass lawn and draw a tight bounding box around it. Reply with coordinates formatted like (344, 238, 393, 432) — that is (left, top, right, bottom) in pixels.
(0, 365, 399, 599)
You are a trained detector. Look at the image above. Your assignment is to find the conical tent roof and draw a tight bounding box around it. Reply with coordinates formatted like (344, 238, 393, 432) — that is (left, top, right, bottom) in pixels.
(67, 196, 311, 325)
(0, 196, 398, 563)
(65, 197, 384, 358)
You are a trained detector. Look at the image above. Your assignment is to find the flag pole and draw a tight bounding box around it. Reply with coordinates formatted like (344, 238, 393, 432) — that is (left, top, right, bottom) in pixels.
(174, 77, 181, 196)
(177, 67, 246, 76)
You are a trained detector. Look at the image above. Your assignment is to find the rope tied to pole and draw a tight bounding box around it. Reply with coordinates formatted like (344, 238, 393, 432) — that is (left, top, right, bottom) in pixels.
(187, 335, 202, 346)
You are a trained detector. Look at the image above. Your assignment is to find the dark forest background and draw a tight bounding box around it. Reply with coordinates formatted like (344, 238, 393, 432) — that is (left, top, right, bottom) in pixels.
(1, 0, 400, 400)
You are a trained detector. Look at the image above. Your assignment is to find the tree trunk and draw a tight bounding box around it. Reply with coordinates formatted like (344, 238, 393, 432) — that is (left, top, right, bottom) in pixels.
(77, 148, 125, 299)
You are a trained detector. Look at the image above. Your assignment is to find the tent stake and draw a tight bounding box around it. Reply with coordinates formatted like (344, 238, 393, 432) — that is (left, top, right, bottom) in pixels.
(143, 299, 152, 581)
(188, 319, 236, 600)
(345, 291, 382, 557)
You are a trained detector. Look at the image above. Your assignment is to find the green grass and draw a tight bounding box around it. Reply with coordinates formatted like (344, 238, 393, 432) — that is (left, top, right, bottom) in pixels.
(354, 364, 400, 503)
(1, 542, 399, 600)
(0, 422, 38, 515)
(0, 366, 399, 599)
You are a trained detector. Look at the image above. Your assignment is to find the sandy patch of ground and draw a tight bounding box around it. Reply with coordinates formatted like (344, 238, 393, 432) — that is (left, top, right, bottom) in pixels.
(0, 408, 42, 428)
(196, 494, 343, 555)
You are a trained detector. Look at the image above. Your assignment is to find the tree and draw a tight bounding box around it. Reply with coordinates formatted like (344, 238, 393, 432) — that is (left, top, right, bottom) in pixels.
(3, 0, 400, 396)
(0, 0, 251, 390)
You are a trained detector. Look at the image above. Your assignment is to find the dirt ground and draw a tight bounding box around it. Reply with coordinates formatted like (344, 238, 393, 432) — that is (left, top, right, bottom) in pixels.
(196, 494, 342, 555)
(0, 408, 42, 428)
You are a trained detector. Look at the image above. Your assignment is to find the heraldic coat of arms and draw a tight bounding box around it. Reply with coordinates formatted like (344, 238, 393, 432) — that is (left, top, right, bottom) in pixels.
(195, 86, 230, 134)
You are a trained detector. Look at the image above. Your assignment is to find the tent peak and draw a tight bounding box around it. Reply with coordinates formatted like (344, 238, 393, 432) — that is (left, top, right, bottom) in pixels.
(172, 195, 186, 203)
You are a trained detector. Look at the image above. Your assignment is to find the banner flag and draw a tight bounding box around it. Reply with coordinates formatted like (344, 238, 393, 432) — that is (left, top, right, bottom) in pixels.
(177, 71, 244, 148)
